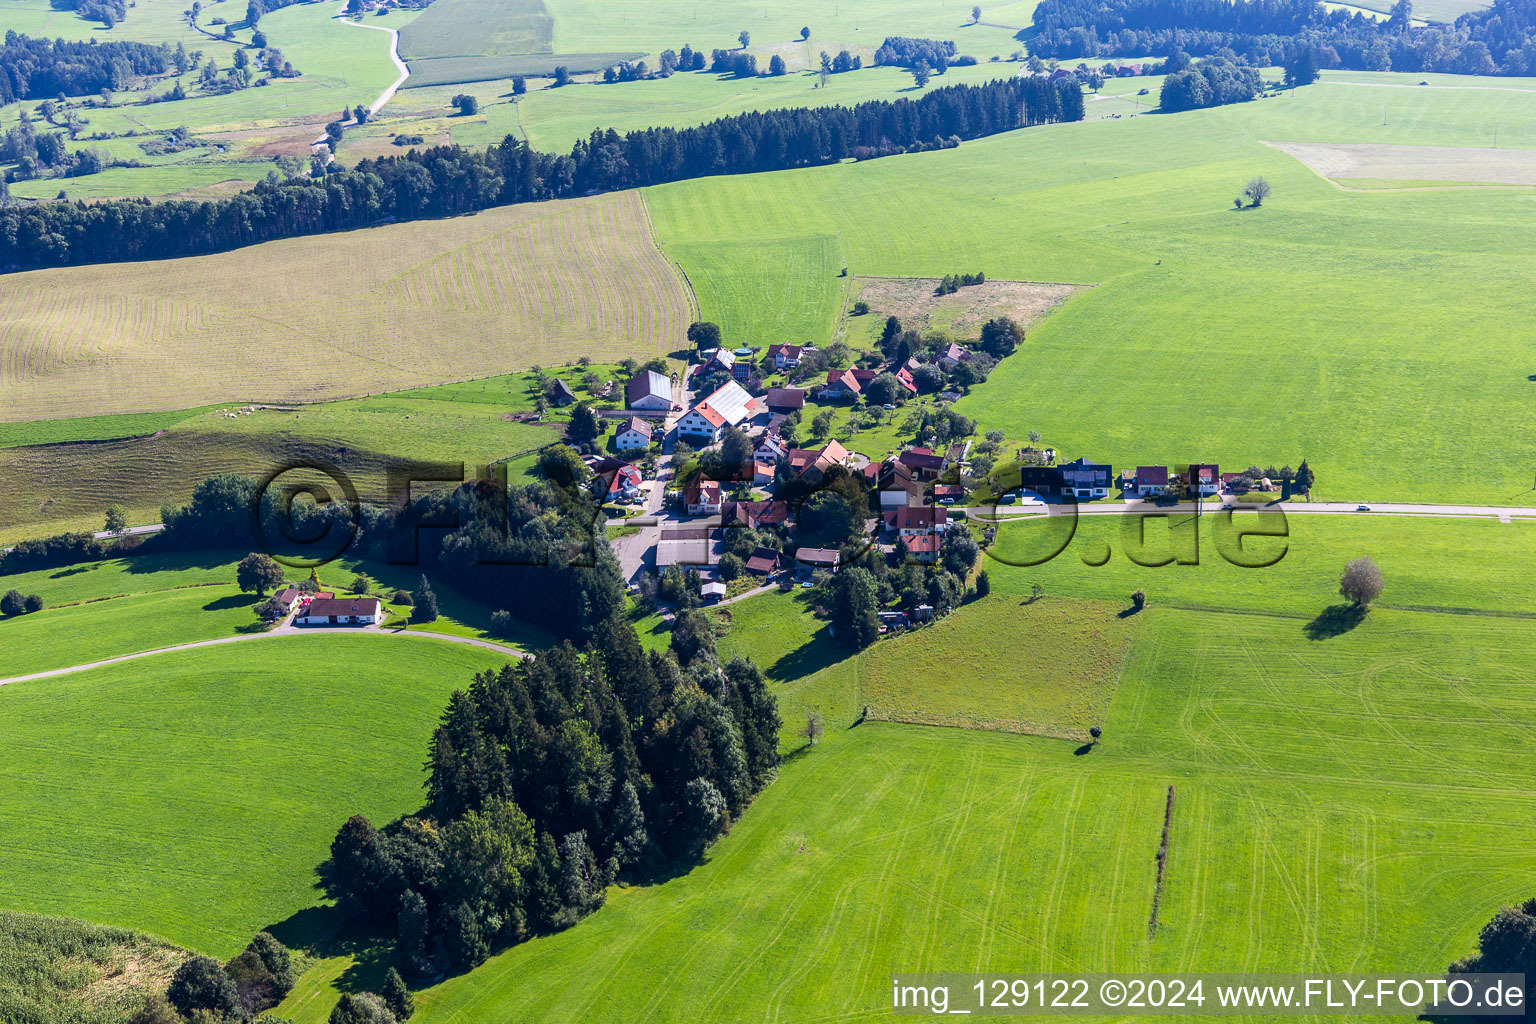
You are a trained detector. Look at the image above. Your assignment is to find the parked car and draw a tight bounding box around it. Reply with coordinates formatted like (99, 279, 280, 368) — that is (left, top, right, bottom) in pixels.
(1356, 505, 1371, 512)
(881, 403, 896, 410)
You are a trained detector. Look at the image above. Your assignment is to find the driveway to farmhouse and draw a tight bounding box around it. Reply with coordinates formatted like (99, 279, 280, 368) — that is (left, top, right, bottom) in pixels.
(0, 623, 527, 689)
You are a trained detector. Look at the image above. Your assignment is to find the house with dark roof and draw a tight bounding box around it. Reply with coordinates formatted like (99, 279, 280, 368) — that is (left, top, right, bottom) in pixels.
(766, 387, 806, 413)
(272, 587, 300, 613)
(794, 547, 841, 569)
(745, 547, 781, 575)
(549, 378, 577, 406)
(615, 417, 653, 453)
(624, 370, 672, 411)
(1130, 465, 1169, 496)
(656, 526, 725, 570)
(897, 446, 945, 481)
(1060, 457, 1113, 498)
(295, 596, 384, 627)
(754, 432, 789, 464)
(873, 459, 928, 509)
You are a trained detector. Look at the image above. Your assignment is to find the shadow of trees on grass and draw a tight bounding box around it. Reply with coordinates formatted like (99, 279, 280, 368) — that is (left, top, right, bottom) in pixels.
(1303, 603, 1366, 640)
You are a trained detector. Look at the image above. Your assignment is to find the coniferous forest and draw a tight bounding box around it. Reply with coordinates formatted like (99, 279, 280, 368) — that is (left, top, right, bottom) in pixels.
(0, 76, 1083, 272)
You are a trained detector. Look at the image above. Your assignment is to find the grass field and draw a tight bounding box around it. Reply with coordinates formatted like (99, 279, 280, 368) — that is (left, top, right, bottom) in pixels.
(269, 599, 1536, 1024)
(0, 1, 409, 197)
(0, 548, 553, 674)
(0, 635, 514, 957)
(381, 61, 1020, 155)
(540, 0, 1025, 63)
(398, 0, 553, 59)
(0, 190, 692, 425)
(984, 511, 1536, 617)
(644, 71, 1536, 502)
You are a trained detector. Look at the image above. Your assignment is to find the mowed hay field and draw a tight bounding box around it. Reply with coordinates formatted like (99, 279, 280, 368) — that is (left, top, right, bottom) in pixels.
(644, 72, 1536, 501)
(0, 190, 694, 421)
(268, 598, 1536, 1024)
(0, 635, 513, 957)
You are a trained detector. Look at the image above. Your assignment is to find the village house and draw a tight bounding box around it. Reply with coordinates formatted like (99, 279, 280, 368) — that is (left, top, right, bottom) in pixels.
(938, 343, 972, 371)
(1189, 463, 1220, 497)
(692, 347, 736, 381)
(1130, 465, 1169, 496)
(766, 344, 813, 370)
(754, 432, 789, 464)
(624, 369, 672, 411)
(819, 369, 862, 400)
(869, 459, 928, 509)
(1060, 456, 1113, 499)
(271, 586, 301, 614)
(614, 417, 652, 453)
(884, 504, 950, 537)
(785, 439, 851, 478)
(682, 479, 723, 516)
(903, 533, 942, 564)
(595, 461, 643, 503)
(897, 446, 945, 481)
(549, 377, 577, 406)
(295, 596, 384, 627)
(676, 380, 763, 444)
(794, 547, 841, 571)
(722, 499, 790, 530)
(895, 366, 918, 395)
(753, 461, 775, 487)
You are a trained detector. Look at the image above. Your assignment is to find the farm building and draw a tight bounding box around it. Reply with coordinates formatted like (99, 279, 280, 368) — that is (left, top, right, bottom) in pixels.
(676, 380, 763, 444)
(702, 580, 728, 603)
(693, 348, 736, 381)
(549, 378, 577, 406)
(625, 370, 672, 411)
(615, 417, 652, 452)
(656, 526, 725, 570)
(938, 343, 972, 370)
(794, 547, 841, 570)
(271, 587, 301, 614)
(295, 597, 384, 627)
(785, 439, 851, 479)
(765, 387, 806, 413)
(755, 432, 789, 464)
(721, 499, 789, 529)
(745, 548, 781, 575)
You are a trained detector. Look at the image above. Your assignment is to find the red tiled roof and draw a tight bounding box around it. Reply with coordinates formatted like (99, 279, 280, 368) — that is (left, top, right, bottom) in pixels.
(1135, 465, 1168, 486)
(905, 534, 941, 553)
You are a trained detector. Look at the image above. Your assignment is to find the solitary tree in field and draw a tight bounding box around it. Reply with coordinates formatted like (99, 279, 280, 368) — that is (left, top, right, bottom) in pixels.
(1339, 557, 1384, 607)
(237, 552, 285, 598)
(1293, 458, 1314, 495)
(802, 711, 825, 747)
(103, 503, 128, 535)
(972, 5, 982, 22)
(1243, 176, 1271, 207)
(1089, 725, 1102, 743)
(412, 575, 439, 623)
(687, 320, 722, 351)
(351, 573, 371, 595)
(738, 29, 750, 49)
(800, 25, 810, 40)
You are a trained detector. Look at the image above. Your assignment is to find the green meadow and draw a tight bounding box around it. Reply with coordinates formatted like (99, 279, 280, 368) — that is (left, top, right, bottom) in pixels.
(984, 511, 1536, 617)
(0, 635, 513, 956)
(645, 72, 1536, 502)
(267, 596, 1536, 1023)
(0, 548, 551, 678)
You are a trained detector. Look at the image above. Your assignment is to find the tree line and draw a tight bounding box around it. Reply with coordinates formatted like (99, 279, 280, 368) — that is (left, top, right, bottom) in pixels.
(1029, 0, 1536, 76)
(0, 76, 1084, 272)
(327, 616, 780, 975)
(1159, 55, 1263, 111)
(0, 33, 170, 104)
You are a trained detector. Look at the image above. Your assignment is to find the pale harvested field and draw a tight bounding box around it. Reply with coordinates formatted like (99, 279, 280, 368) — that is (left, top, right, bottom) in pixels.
(848, 276, 1081, 336)
(0, 191, 695, 421)
(1267, 140, 1536, 184)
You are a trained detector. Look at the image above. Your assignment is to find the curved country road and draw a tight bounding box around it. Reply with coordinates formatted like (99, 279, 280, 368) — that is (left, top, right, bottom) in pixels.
(340, 13, 410, 116)
(0, 625, 527, 689)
